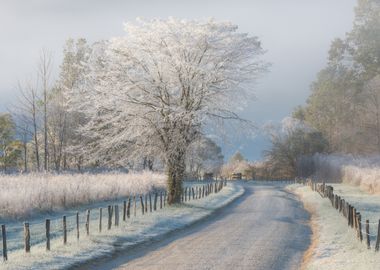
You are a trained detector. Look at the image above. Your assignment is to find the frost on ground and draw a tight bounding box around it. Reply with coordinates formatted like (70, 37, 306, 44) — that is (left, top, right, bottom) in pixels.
(0, 172, 166, 220)
(331, 183, 380, 243)
(287, 184, 380, 270)
(1, 182, 243, 270)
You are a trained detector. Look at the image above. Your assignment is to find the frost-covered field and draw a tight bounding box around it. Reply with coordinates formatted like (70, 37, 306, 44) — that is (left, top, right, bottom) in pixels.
(1, 182, 243, 270)
(0, 172, 166, 220)
(331, 184, 380, 240)
(307, 154, 380, 193)
(288, 184, 380, 270)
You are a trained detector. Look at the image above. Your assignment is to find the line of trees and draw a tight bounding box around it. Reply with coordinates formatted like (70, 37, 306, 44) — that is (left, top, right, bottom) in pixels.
(265, 0, 380, 178)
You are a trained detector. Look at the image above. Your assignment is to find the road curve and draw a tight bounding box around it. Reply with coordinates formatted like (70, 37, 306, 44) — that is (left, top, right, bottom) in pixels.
(80, 183, 311, 270)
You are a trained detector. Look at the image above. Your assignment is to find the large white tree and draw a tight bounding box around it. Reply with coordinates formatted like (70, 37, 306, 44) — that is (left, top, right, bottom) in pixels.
(71, 18, 267, 203)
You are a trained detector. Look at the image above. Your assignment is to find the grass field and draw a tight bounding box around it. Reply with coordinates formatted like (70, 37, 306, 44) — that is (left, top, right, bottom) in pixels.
(0, 171, 166, 220)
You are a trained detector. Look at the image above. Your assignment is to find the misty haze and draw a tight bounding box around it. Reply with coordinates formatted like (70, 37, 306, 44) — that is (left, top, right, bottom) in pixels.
(0, 0, 379, 269)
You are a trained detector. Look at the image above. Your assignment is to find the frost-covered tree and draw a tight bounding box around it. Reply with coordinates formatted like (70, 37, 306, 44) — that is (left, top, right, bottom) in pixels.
(49, 38, 91, 171)
(186, 137, 224, 179)
(71, 18, 267, 203)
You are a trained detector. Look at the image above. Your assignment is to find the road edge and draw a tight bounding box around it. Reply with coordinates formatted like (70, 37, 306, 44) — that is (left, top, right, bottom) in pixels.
(285, 185, 317, 270)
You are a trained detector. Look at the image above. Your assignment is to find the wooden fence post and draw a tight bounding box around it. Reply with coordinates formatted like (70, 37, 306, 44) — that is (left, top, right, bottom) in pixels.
(108, 205, 112, 230)
(1, 225, 7, 261)
(115, 204, 120, 226)
(149, 193, 152, 212)
(24, 222, 30, 253)
(63, 215, 67, 244)
(99, 208, 102, 232)
(355, 212, 360, 239)
(366, 220, 370, 249)
(123, 200, 127, 221)
(342, 200, 346, 217)
(127, 197, 131, 218)
(86, 210, 90, 236)
(160, 192, 163, 209)
(375, 219, 380, 252)
(358, 214, 363, 242)
(145, 194, 148, 213)
(46, 219, 50, 251)
(134, 196, 137, 217)
(192, 187, 195, 200)
(115, 205, 119, 226)
(76, 212, 80, 240)
(140, 195, 145, 215)
(154, 193, 158, 211)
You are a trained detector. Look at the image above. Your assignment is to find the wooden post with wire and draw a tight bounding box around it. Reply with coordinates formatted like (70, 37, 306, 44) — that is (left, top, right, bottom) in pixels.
(1, 224, 7, 261)
(375, 219, 380, 252)
(45, 219, 50, 251)
(140, 196, 145, 215)
(358, 214, 363, 242)
(134, 196, 137, 217)
(86, 210, 90, 236)
(76, 212, 80, 240)
(108, 205, 112, 230)
(123, 200, 127, 221)
(145, 194, 148, 213)
(366, 220, 370, 249)
(115, 205, 119, 226)
(160, 192, 163, 209)
(99, 208, 102, 232)
(154, 193, 158, 211)
(63, 215, 67, 244)
(24, 222, 30, 253)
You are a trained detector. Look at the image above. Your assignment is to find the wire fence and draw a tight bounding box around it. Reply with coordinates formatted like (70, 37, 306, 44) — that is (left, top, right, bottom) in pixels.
(298, 178, 380, 251)
(0, 180, 227, 262)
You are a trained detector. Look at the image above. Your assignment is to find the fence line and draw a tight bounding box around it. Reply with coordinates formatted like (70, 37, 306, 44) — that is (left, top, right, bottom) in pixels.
(299, 178, 380, 251)
(0, 180, 227, 262)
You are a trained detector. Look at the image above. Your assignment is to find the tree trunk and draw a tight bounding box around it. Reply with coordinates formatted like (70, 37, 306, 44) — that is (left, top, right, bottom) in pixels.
(167, 153, 186, 205)
(23, 142, 27, 172)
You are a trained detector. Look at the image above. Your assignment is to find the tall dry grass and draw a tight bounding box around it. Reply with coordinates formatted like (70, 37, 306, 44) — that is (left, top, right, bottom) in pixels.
(304, 154, 380, 193)
(0, 171, 166, 219)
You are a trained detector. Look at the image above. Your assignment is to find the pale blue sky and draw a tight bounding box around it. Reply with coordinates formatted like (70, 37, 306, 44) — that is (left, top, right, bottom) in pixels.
(0, 0, 357, 160)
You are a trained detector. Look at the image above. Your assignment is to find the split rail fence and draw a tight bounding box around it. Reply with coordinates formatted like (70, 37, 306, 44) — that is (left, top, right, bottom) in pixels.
(0, 180, 227, 262)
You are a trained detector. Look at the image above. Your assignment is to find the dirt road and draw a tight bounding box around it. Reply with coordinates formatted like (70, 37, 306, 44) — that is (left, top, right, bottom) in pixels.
(80, 183, 311, 270)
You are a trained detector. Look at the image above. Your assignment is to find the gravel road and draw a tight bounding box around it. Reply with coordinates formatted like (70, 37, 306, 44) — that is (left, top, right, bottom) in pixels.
(80, 182, 311, 270)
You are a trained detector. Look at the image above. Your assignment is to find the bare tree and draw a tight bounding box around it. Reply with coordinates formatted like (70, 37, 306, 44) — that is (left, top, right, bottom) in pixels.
(16, 80, 41, 171)
(38, 49, 53, 171)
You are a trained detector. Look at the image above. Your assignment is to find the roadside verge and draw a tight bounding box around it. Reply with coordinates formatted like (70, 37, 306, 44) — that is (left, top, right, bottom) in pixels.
(286, 184, 380, 270)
